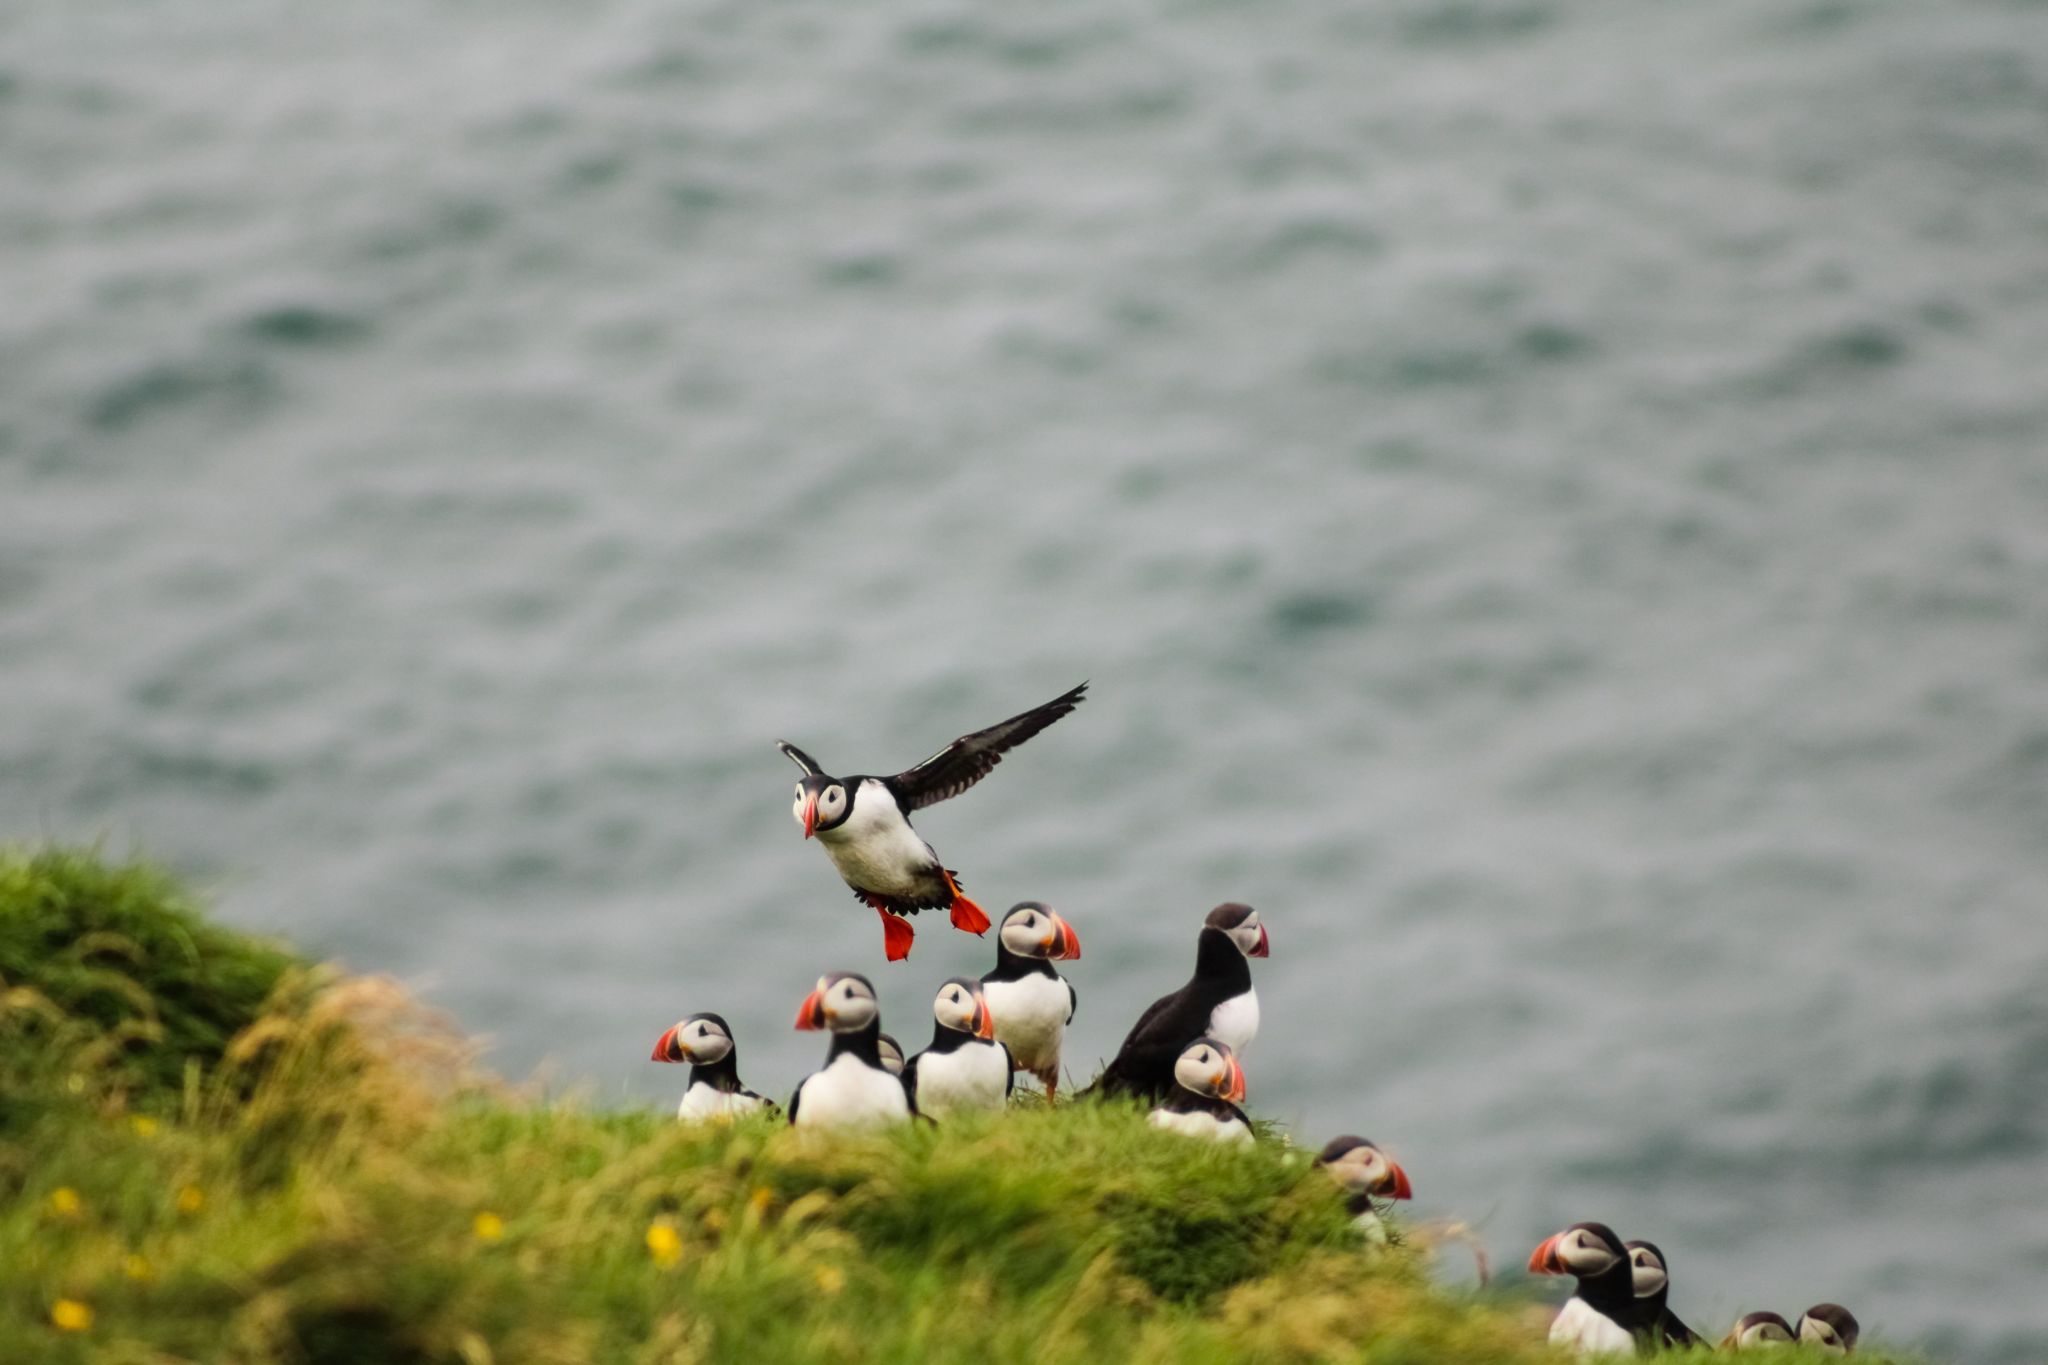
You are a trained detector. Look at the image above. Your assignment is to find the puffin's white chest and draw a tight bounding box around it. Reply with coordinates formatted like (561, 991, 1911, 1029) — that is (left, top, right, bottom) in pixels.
(912, 1041, 1010, 1116)
(1207, 988, 1259, 1054)
(1148, 1106, 1253, 1143)
(982, 971, 1071, 1075)
(677, 1081, 766, 1122)
(1549, 1298, 1635, 1355)
(1351, 1208, 1389, 1245)
(793, 1052, 911, 1129)
(817, 781, 938, 894)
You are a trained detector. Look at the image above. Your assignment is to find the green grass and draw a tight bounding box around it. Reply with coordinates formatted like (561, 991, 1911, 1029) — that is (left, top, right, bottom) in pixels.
(0, 846, 1917, 1364)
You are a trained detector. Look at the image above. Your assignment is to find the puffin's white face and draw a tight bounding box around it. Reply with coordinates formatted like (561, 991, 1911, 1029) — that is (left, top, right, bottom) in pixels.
(1797, 1307, 1856, 1355)
(1628, 1246, 1668, 1299)
(651, 1014, 733, 1065)
(795, 973, 879, 1032)
(1727, 1314, 1795, 1349)
(1228, 908, 1268, 958)
(792, 779, 848, 839)
(1529, 1224, 1623, 1279)
(998, 903, 1080, 960)
(1172, 1039, 1246, 1101)
(1321, 1142, 1411, 1199)
(932, 979, 992, 1037)
(1799, 1319, 1846, 1354)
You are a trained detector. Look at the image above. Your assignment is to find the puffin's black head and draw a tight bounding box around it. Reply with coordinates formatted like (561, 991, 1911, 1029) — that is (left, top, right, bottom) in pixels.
(1203, 902, 1270, 958)
(1623, 1239, 1670, 1302)
(1172, 1037, 1246, 1102)
(998, 901, 1081, 960)
(651, 1011, 735, 1065)
(791, 774, 853, 839)
(1797, 1303, 1859, 1354)
(931, 976, 996, 1040)
(875, 1033, 906, 1075)
(794, 972, 880, 1033)
(1723, 1311, 1795, 1349)
(1314, 1135, 1413, 1200)
(1528, 1222, 1627, 1281)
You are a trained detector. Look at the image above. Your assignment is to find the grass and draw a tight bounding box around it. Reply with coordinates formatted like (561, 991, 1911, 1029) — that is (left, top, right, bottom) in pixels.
(0, 846, 1917, 1364)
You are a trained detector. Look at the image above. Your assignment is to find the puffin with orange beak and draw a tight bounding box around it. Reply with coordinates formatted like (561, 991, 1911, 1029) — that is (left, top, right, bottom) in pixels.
(1148, 1037, 1252, 1142)
(650, 1011, 775, 1121)
(778, 682, 1087, 962)
(787, 972, 915, 1128)
(903, 976, 1012, 1116)
(1314, 1136, 1413, 1244)
(978, 901, 1082, 1102)
(1527, 1221, 1639, 1355)
(1091, 903, 1269, 1102)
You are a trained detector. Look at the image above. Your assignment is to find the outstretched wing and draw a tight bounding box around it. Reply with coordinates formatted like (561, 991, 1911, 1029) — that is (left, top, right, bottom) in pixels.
(777, 741, 825, 776)
(888, 681, 1088, 812)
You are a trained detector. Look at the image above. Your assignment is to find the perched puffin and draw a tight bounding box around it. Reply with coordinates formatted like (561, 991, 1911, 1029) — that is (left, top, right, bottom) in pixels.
(978, 902, 1081, 1101)
(1528, 1222, 1638, 1355)
(650, 1012, 774, 1121)
(1722, 1312, 1796, 1349)
(1796, 1304, 1860, 1354)
(903, 977, 1012, 1117)
(788, 972, 915, 1128)
(1147, 1037, 1253, 1143)
(876, 1033, 907, 1076)
(1314, 1136, 1413, 1244)
(1624, 1240, 1698, 1349)
(1091, 903, 1268, 1101)
(778, 682, 1088, 961)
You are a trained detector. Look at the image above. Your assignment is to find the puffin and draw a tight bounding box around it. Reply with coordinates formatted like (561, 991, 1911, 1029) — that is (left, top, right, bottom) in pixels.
(1148, 1037, 1252, 1142)
(1624, 1239, 1698, 1349)
(788, 972, 915, 1128)
(1091, 903, 1268, 1101)
(1722, 1312, 1796, 1349)
(1313, 1136, 1413, 1244)
(778, 681, 1088, 961)
(1527, 1222, 1639, 1355)
(876, 1033, 907, 1076)
(1796, 1304, 1860, 1354)
(977, 901, 1081, 1101)
(903, 976, 1012, 1116)
(650, 1012, 775, 1121)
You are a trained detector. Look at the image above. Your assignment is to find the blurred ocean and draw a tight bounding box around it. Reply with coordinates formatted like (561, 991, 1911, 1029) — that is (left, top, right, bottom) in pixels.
(4, 0, 2047, 1357)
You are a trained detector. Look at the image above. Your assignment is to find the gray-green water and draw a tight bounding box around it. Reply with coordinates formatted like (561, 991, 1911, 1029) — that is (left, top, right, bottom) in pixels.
(6, 1, 2047, 1358)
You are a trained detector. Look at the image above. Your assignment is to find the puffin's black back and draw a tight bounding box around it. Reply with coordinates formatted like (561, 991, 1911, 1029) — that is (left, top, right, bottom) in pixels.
(1090, 927, 1249, 1100)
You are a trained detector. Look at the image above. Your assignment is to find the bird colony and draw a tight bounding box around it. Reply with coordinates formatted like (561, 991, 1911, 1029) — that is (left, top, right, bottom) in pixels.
(650, 684, 1864, 1356)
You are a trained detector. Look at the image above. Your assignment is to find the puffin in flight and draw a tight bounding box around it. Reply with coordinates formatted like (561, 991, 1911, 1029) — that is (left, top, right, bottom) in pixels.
(779, 682, 1088, 961)
(1796, 1303, 1860, 1354)
(1148, 1037, 1252, 1142)
(978, 901, 1081, 1101)
(1723, 1311, 1797, 1349)
(1527, 1222, 1638, 1355)
(1624, 1239, 1698, 1349)
(1314, 1136, 1413, 1244)
(788, 972, 915, 1128)
(1091, 902, 1268, 1101)
(650, 1011, 774, 1121)
(903, 976, 1011, 1117)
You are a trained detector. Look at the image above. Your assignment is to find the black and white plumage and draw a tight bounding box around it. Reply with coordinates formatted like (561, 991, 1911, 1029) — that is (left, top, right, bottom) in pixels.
(787, 973, 915, 1129)
(1723, 1312, 1797, 1349)
(1624, 1240, 1698, 1350)
(903, 976, 1012, 1117)
(1091, 903, 1268, 1102)
(978, 901, 1080, 1102)
(651, 1012, 775, 1121)
(778, 683, 1088, 962)
(1314, 1136, 1413, 1245)
(1528, 1222, 1639, 1356)
(1796, 1304, 1860, 1355)
(1147, 1037, 1252, 1143)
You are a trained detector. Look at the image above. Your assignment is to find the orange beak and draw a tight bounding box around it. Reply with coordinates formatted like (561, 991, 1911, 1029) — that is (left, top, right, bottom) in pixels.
(1221, 1055, 1247, 1103)
(1379, 1157, 1413, 1201)
(1053, 914, 1081, 960)
(800, 790, 819, 839)
(794, 988, 826, 1030)
(1250, 923, 1270, 958)
(972, 993, 996, 1041)
(1528, 1233, 1566, 1276)
(651, 1026, 683, 1062)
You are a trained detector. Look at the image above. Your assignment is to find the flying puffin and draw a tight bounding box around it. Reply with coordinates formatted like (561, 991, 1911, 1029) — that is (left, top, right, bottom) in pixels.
(778, 682, 1088, 962)
(650, 1012, 775, 1121)
(1527, 1222, 1638, 1355)
(903, 976, 1012, 1117)
(1313, 1136, 1413, 1244)
(1091, 903, 1268, 1100)
(977, 901, 1081, 1101)
(1624, 1240, 1698, 1349)
(1148, 1037, 1252, 1142)
(1723, 1311, 1797, 1349)
(1796, 1304, 1860, 1354)
(876, 1033, 907, 1076)
(788, 972, 915, 1128)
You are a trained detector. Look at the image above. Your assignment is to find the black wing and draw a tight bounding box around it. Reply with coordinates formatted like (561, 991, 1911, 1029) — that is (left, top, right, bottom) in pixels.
(1065, 978, 1078, 1026)
(1093, 985, 1201, 1100)
(777, 741, 825, 777)
(1660, 1313, 1699, 1348)
(1001, 1043, 1015, 1098)
(887, 682, 1088, 812)
(786, 1078, 805, 1125)
(901, 1055, 921, 1107)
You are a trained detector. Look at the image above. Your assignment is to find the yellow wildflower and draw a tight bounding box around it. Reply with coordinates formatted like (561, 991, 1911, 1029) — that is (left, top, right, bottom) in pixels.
(131, 1116, 159, 1138)
(473, 1212, 505, 1243)
(748, 1187, 775, 1218)
(123, 1254, 155, 1282)
(50, 1299, 93, 1332)
(813, 1265, 845, 1295)
(175, 1185, 204, 1215)
(48, 1187, 82, 1218)
(646, 1219, 683, 1267)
